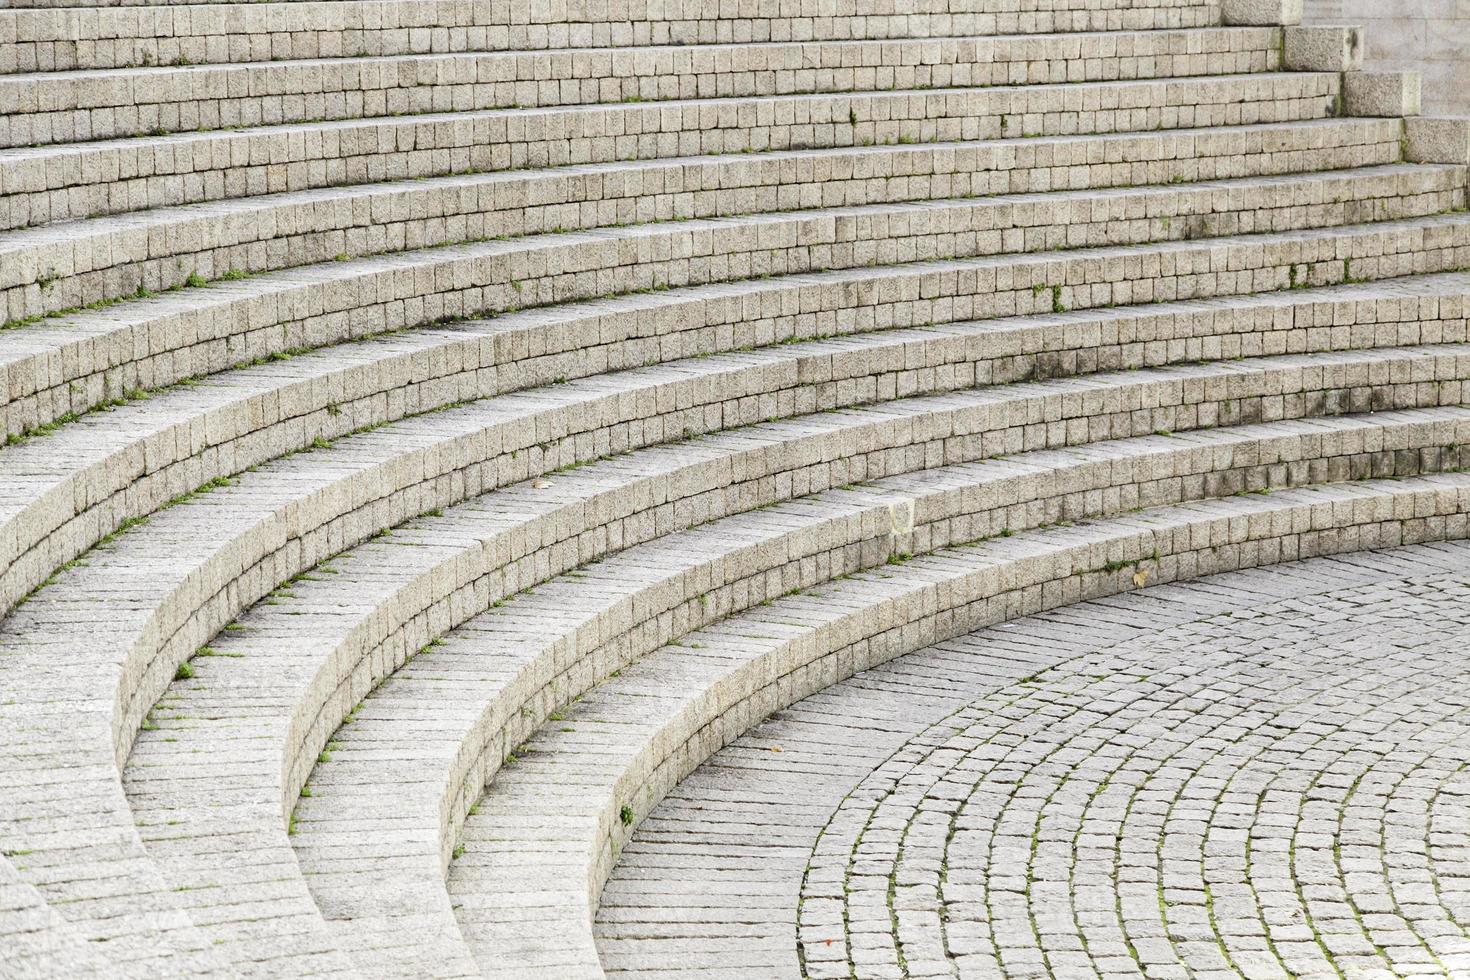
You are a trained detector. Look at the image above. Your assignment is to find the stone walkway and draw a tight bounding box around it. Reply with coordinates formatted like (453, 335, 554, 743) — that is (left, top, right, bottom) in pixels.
(597, 541, 1470, 979)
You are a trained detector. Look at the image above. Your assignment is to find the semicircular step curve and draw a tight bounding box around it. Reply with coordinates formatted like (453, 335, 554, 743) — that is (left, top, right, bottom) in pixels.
(6, 203, 1470, 621)
(593, 540, 1470, 978)
(283, 408, 1470, 976)
(0, 28, 1283, 149)
(444, 473, 1470, 977)
(0, 71, 1341, 231)
(1, 115, 1402, 326)
(5, 333, 1470, 971)
(0, 0, 1226, 67)
(0, 0, 1462, 973)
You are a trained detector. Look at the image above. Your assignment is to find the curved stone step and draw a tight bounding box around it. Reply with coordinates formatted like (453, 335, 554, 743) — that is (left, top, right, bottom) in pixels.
(2, 338, 1455, 972)
(0, 0, 1224, 72)
(0, 28, 1279, 148)
(445, 473, 1470, 978)
(5, 115, 1399, 323)
(0, 126, 1421, 433)
(778, 569, 1470, 978)
(593, 540, 1470, 978)
(0, 855, 133, 979)
(4, 161, 1462, 419)
(0, 72, 1339, 229)
(0, 330, 1449, 970)
(286, 409, 1470, 977)
(71, 334, 1458, 963)
(5, 202, 1470, 622)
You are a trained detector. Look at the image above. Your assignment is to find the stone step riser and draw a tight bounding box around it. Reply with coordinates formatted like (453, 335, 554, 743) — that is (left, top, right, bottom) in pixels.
(7, 164, 1462, 446)
(0, 0, 1224, 72)
(0, 119, 1403, 322)
(451, 474, 1470, 979)
(0, 860, 120, 980)
(0, 30, 1279, 149)
(5, 343, 1459, 814)
(7, 214, 1470, 627)
(28, 351, 1450, 972)
(31, 345, 1446, 764)
(280, 412, 1470, 977)
(0, 72, 1339, 230)
(109, 348, 1470, 777)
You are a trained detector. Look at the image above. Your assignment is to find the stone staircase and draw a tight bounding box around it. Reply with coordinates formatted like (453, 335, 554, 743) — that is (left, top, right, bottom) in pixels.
(2, 0, 1470, 977)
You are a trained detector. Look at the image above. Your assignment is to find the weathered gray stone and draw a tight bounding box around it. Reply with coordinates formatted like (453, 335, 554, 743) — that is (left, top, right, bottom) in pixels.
(1223, 0, 1305, 26)
(2, 1, 1470, 975)
(1284, 24, 1364, 71)
(1343, 69, 1423, 117)
(1406, 116, 1470, 164)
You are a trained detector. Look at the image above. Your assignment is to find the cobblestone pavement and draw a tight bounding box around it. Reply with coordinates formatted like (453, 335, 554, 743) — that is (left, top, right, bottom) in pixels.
(597, 542, 1470, 979)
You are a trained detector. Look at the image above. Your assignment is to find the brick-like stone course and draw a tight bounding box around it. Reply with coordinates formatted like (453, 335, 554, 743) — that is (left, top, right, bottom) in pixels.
(0, 0, 1224, 71)
(0, 29, 1279, 148)
(0, 72, 1341, 230)
(3, 0, 1470, 974)
(451, 475, 1470, 977)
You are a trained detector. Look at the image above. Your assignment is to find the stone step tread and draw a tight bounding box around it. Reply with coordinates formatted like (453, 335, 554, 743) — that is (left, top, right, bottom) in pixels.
(0, 70, 1341, 231)
(277, 410, 1470, 976)
(0, 1, 1226, 72)
(590, 541, 1470, 976)
(0, 70, 1336, 166)
(5, 336, 1465, 972)
(0, 27, 1279, 89)
(0, 855, 125, 980)
(4, 210, 1470, 630)
(1, 115, 1395, 262)
(6, 295, 1470, 563)
(4, 138, 1432, 327)
(6, 161, 1458, 378)
(0, 28, 1282, 149)
(444, 473, 1470, 977)
(129, 405, 1470, 976)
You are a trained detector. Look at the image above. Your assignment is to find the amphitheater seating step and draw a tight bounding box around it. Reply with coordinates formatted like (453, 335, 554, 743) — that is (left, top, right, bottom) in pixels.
(0, 72, 1343, 228)
(595, 541, 1470, 978)
(289, 411, 1470, 976)
(0, 29, 1284, 148)
(2, 0, 1469, 974)
(446, 476, 1470, 977)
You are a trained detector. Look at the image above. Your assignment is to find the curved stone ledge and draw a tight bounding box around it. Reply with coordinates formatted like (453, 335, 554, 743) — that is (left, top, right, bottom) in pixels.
(0, 28, 1277, 148)
(0, 857, 121, 980)
(3, 340, 1460, 968)
(0, 134, 1431, 436)
(0, 72, 1338, 230)
(4, 206, 1470, 623)
(447, 473, 1470, 978)
(283, 410, 1470, 977)
(594, 541, 1470, 977)
(4, 115, 1397, 323)
(0, 0, 1223, 71)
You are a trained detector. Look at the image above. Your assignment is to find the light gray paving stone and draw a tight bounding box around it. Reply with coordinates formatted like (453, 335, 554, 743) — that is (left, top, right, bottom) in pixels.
(0, 29, 1281, 148)
(285, 409, 1470, 978)
(2, 116, 1405, 320)
(0, 854, 126, 979)
(447, 475, 1470, 977)
(780, 559, 1470, 978)
(0, 72, 1342, 229)
(5, 335, 1462, 972)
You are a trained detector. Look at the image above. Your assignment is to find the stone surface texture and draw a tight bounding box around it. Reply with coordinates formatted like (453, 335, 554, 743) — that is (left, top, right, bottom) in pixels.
(1305, 0, 1470, 114)
(1, 0, 1469, 977)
